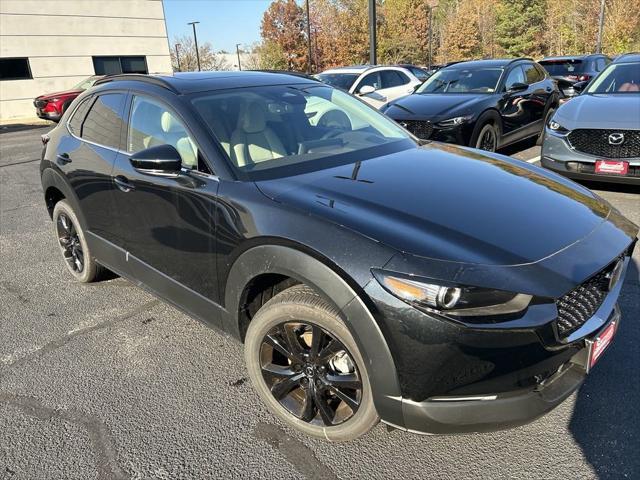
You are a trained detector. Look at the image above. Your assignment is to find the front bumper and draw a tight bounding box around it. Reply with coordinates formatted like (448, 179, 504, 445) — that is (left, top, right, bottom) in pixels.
(542, 129, 640, 185)
(384, 306, 619, 434)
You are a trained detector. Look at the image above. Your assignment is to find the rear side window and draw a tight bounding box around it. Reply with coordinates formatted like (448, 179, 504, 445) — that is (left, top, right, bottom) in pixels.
(68, 97, 93, 136)
(596, 58, 607, 71)
(522, 63, 543, 84)
(80, 93, 127, 149)
(381, 70, 410, 88)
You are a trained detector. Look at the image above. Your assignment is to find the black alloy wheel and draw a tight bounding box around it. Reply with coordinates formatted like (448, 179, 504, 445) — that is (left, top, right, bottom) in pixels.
(259, 321, 362, 426)
(56, 212, 84, 273)
(476, 124, 498, 152)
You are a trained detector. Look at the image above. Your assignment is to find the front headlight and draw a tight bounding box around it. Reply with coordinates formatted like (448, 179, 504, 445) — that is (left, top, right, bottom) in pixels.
(373, 270, 531, 317)
(548, 120, 569, 134)
(436, 115, 473, 128)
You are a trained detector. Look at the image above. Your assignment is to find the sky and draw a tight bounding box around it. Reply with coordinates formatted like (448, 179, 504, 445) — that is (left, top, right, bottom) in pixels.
(162, 0, 274, 53)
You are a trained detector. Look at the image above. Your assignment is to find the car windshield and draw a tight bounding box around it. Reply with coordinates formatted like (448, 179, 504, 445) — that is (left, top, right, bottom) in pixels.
(72, 76, 99, 90)
(539, 59, 584, 76)
(416, 67, 502, 93)
(586, 63, 640, 94)
(315, 73, 359, 91)
(191, 84, 414, 180)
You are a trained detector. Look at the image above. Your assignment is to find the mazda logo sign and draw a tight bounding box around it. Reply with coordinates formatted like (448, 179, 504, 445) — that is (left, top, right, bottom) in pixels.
(607, 259, 625, 292)
(608, 132, 625, 145)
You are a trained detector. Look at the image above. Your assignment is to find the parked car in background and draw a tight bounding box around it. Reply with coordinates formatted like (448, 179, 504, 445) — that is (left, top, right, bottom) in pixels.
(34, 75, 103, 122)
(542, 53, 640, 185)
(316, 65, 422, 108)
(395, 64, 431, 82)
(381, 58, 559, 151)
(40, 71, 637, 441)
(539, 54, 611, 101)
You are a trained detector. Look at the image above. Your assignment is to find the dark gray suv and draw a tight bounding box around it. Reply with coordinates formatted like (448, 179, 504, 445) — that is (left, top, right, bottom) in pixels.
(542, 53, 640, 185)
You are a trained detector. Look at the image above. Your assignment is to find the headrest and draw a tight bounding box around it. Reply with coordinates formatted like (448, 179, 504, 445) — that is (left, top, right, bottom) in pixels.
(239, 102, 266, 134)
(161, 111, 181, 133)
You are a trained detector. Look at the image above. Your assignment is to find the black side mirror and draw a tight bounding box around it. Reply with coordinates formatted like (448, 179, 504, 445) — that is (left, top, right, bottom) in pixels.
(129, 144, 182, 176)
(572, 80, 588, 93)
(507, 82, 528, 93)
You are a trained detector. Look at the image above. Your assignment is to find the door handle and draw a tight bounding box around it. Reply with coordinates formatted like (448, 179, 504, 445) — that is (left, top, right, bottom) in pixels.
(114, 175, 135, 192)
(56, 153, 72, 165)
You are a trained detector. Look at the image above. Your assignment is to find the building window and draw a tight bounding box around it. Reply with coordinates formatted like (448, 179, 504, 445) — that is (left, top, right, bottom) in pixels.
(92, 56, 148, 75)
(0, 58, 33, 81)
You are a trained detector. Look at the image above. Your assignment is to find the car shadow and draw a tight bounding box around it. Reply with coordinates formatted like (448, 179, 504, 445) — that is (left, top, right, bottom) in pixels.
(569, 257, 640, 478)
(0, 123, 52, 134)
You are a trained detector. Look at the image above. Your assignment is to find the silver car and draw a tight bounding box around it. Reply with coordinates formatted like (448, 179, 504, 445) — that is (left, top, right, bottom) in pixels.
(541, 53, 639, 186)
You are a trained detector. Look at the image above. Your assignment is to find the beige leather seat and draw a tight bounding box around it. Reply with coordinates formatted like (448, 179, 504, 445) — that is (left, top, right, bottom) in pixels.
(160, 111, 198, 168)
(230, 101, 286, 167)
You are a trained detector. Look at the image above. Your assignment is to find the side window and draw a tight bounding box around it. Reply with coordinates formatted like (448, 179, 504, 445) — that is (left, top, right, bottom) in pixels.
(381, 70, 409, 88)
(357, 72, 381, 91)
(504, 66, 525, 89)
(522, 63, 542, 84)
(128, 96, 200, 169)
(596, 58, 606, 72)
(535, 64, 547, 79)
(68, 97, 93, 136)
(81, 93, 126, 149)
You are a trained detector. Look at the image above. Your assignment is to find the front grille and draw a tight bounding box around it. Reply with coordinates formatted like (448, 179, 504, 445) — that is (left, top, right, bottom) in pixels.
(568, 129, 640, 159)
(397, 120, 433, 140)
(34, 99, 47, 108)
(555, 260, 619, 338)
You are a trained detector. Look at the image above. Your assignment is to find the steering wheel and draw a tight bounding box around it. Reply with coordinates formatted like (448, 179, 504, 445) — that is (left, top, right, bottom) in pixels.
(318, 109, 351, 133)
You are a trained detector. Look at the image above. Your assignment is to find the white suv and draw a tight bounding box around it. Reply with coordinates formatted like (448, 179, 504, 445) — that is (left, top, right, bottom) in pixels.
(317, 65, 423, 109)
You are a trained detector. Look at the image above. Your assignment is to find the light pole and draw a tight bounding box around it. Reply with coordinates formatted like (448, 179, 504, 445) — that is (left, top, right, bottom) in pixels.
(368, 0, 377, 65)
(596, 0, 605, 53)
(427, 3, 438, 69)
(236, 43, 242, 71)
(188, 21, 201, 71)
(175, 43, 181, 72)
(305, 0, 313, 73)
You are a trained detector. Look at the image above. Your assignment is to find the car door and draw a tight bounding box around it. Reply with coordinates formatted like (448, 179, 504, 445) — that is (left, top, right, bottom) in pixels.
(353, 71, 386, 108)
(110, 93, 222, 306)
(379, 69, 419, 104)
(498, 65, 534, 141)
(56, 92, 127, 244)
(522, 63, 552, 135)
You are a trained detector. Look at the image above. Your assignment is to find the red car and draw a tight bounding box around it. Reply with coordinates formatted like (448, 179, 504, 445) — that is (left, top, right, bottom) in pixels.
(33, 76, 102, 122)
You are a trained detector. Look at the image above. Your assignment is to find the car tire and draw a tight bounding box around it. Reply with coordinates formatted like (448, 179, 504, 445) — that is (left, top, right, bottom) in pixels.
(470, 116, 499, 152)
(537, 107, 556, 146)
(52, 200, 104, 283)
(244, 284, 379, 441)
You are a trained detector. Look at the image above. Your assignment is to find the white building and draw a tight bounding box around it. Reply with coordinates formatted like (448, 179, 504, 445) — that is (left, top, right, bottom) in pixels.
(0, 0, 172, 122)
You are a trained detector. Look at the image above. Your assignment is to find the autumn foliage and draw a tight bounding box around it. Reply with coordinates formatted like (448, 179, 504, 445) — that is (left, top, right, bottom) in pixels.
(257, 0, 640, 71)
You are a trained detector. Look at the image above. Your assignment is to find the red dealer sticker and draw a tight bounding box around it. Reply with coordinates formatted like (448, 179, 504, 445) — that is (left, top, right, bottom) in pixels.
(595, 160, 629, 175)
(588, 321, 618, 370)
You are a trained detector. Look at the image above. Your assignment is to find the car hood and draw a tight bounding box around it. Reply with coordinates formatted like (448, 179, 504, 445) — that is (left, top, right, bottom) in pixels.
(35, 89, 83, 100)
(554, 93, 640, 129)
(257, 143, 616, 267)
(383, 93, 490, 120)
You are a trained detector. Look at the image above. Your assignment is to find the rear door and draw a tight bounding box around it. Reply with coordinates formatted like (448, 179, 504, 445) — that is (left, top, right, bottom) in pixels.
(55, 92, 127, 243)
(499, 65, 531, 140)
(521, 63, 551, 134)
(378, 69, 417, 104)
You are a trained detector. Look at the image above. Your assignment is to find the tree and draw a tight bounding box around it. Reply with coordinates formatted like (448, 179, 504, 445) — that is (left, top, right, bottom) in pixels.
(170, 35, 230, 72)
(261, 0, 308, 70)
(379, 0, 430, 64)
(495, 0, 545, 57)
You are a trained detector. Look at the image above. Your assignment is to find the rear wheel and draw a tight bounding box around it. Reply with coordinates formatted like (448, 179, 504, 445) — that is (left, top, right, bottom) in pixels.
(244, 285, 378, 441)
(52, 200, 104, 283)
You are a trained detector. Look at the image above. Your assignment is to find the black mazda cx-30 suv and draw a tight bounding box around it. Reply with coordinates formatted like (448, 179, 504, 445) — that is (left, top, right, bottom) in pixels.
(40, 72, 637, 441)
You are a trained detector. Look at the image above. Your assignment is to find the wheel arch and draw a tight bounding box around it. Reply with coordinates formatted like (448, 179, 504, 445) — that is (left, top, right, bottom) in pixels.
(41, 167, 87, 227)
(223, 243, 404, 427)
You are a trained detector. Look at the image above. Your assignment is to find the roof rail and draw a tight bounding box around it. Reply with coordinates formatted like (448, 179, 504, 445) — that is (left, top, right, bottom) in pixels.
(94, 74, 178, 93)
(507, 57, 534, 64)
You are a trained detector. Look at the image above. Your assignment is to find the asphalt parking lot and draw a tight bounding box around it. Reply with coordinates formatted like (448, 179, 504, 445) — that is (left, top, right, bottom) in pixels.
(1, 125, 638, 480)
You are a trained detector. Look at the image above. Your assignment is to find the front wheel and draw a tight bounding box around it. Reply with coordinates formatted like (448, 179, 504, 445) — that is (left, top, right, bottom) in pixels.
(472, 122, 499, 152)
(244, 285, 379, 441)
(537, 107, 556, 145)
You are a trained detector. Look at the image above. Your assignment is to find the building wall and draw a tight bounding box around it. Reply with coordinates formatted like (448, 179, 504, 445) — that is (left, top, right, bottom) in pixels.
(0, 0, 172, 121)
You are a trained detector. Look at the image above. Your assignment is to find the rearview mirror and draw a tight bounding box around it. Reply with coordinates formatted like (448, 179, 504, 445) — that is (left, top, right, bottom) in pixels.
(129, 144, 182, 176)
(572, 80, 588, 93)
(507, 82, 528, 92)
(358, 85, 376, 95)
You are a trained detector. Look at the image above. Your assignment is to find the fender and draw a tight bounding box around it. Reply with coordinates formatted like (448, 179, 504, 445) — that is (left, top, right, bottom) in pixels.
(40, 166, 88, 228)
(223, 244, 405, 427)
